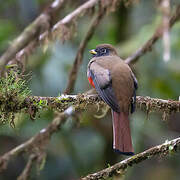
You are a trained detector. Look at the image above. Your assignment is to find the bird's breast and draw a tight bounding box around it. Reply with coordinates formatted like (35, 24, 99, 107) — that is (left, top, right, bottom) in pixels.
(88, 76, 95, 88)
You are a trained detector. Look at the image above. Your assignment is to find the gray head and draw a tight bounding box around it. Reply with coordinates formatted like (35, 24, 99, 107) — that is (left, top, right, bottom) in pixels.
(89, 44, 118, 57)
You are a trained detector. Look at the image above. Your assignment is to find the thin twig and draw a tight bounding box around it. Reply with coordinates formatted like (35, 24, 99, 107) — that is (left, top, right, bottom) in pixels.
(52, 0, 98, 30)
(17, 154, 37, 180)
(64, 7, 106, 94)
(81, 137, 180, 179)
(125, 4, 180, 64)
(0, 106, 74, 172)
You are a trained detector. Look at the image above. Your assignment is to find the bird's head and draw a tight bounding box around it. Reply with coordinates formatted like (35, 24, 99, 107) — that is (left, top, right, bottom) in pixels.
(89, 44, 118, 57)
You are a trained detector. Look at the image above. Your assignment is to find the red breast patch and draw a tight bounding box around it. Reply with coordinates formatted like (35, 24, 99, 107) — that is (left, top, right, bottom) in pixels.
(88, 77, 95, 88)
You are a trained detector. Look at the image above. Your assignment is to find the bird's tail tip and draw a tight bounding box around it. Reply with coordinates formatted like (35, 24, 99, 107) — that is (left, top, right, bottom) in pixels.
(114, 149, 134, 156)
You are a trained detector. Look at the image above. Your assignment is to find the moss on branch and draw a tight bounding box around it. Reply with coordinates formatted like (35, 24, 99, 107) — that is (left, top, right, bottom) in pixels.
(0, 70, 31, 126)
(0, 83, 179, 126)
(0, 68, 179, 126)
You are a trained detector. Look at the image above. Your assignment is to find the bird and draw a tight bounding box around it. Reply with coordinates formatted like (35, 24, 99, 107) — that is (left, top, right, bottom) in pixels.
(87, 44, 138, 155)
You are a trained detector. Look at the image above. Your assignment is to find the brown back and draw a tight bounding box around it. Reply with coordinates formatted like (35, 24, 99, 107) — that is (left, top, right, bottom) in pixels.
(92, 55, 134, 113)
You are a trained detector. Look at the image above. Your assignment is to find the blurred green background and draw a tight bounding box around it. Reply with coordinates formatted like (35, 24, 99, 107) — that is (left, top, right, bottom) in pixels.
(0, 0, 180, 179)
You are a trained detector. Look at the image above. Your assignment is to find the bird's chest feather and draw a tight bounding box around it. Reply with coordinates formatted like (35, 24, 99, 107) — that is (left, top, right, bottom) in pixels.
(88, 76, 95, 88)
(87, 65, 95, 88)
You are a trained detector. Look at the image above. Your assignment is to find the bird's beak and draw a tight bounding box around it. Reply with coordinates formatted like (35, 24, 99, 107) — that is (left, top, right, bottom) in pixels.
(89, 49, 97, 55)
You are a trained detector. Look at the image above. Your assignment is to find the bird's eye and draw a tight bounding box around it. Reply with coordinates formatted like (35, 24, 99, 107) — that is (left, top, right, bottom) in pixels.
(101, 48, 106, 53)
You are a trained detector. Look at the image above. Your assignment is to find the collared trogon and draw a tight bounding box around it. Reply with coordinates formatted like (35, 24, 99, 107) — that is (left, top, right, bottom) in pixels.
(87, 44, 138, 155)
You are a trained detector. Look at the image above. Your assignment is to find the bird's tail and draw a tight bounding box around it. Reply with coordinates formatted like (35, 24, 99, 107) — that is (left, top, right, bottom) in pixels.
(112, 110, 134, 155)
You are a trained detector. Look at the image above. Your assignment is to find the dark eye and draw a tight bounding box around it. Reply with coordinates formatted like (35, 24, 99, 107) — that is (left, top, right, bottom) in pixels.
(101, 48, 107, 53)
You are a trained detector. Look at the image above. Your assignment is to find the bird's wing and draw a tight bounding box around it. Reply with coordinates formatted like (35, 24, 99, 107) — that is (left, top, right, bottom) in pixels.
(88, 62, 120, 112)
(130, 70, 138, 113)
(130, 71, 138, 90)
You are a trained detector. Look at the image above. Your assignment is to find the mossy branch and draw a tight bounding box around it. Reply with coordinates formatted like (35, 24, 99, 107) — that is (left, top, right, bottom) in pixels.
(0, 73, 179, 176)
(0, 93, 179, 175)
(0, 71, 178, 124)
(13, 94, 180, 113)
(0, 92, 179, 125)
(81, 137, 180, 179)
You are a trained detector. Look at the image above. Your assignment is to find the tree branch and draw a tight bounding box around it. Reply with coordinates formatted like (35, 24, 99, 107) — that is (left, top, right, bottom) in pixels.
(25, 95, 180, 114)
(17, 154, 37, 180)
(81, 137, 180, 179)
(125, 4, 180, 64)
(0, 106, 74, 172)
(0, 0, 65, 73)
(1, 94, 179, 117)
(0, 0, 100, 73)
(0, 0, 121, 74)
(0, 91, 179, 174)
(0, 2, 180, 178)
(0, 94, 179, 174)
